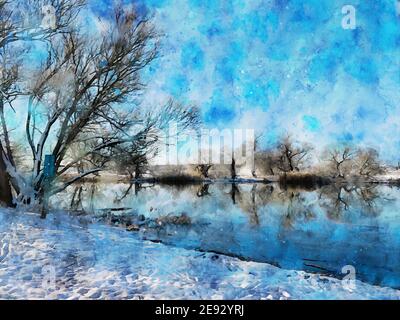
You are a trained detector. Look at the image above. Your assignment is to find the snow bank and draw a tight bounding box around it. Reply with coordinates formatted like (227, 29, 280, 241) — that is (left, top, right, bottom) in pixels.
(0, 209, 399, 300)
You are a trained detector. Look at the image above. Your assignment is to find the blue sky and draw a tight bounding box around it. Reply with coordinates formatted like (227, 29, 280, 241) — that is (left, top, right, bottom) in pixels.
(16, 0, 400, 162)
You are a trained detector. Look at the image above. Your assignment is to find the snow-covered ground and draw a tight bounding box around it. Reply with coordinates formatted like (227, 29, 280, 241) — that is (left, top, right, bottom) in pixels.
(0, 209, 399, 300)
(374, 170, 400, 182)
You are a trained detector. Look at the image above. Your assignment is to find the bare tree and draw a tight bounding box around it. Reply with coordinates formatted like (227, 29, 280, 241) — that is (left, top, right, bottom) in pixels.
(325, 146, 355, 179)
(276, 135, 312, 173)
(1, 5, 187, 214)
(0, 0, 83, 206)
(254, 150, 278, 176)
(115, 151, 148, 180)
(25, 7, 158, 203)
(230, 155, 237, 179)
(251, 132, 263, 178)
(0, 0, 21, 205)
(113, 100, 200, 180)
(1, 0, 84, 47)
(196, 164, 212, 178)
(355, 148, 384, 178)
(196, 144, 215, 179)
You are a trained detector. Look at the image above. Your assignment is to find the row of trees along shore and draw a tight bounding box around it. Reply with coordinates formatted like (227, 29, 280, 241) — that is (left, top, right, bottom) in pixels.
(193, 135, 385, 182)
(256, 136, 384, 179)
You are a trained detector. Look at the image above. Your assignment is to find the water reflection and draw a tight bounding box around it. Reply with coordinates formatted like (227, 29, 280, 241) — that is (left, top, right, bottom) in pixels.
(53, 182, 400, 289)
(319, 185, 382, 220)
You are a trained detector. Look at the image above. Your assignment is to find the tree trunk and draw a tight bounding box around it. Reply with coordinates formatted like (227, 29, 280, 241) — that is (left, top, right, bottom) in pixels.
(135, 164, 141, 179)
(231, 156, 236, 180)
(0, 153, 13, 207)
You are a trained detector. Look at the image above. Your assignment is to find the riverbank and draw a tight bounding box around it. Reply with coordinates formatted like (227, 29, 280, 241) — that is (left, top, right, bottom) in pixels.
(66, 170, 400, 187)
(1, 209, 399, 299)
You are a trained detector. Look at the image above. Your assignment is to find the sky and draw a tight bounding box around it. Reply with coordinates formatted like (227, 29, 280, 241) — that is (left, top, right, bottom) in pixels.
(86, 0, 400, 162)
(6, 0, 400, 164)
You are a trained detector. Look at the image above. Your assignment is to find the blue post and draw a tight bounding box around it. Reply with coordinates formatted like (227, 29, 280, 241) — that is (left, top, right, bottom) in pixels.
(43, 154, 56, 179)
(41, 154, 56, 219)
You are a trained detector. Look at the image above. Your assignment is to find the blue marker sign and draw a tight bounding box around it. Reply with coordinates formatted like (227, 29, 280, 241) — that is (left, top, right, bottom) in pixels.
(43, 154, 56, 179)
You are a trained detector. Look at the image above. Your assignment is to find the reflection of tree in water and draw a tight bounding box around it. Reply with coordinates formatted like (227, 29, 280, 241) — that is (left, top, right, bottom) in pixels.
(88, 184, 99, 213)
(114, 183, 134, 203)
(250, 184, 259, 225)
(231, 184, 259, 226)
(70, 185, 84, 211)
(319, 184, 383, 220)
(196, 183, 210, 197)
(68, 183, 99, 213)
(278, 190, 316, 229)
(256, 184, 274, 207)
(66, 181, 386, 230)
(230, 183, 241, 205)
(114, 182, 156, 203)
(68, 184, 92, 211)
(227, 184, 275, 226)
(319, 185, 351, 220)
(355, 185, 382, 216)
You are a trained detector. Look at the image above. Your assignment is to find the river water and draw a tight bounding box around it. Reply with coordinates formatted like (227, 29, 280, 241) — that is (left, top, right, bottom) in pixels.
(54, 182, 400, 290)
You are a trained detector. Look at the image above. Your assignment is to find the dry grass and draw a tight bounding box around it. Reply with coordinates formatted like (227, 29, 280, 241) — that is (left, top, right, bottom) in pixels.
(153, 174, 203, 186)
(279, 173, 331, 190)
